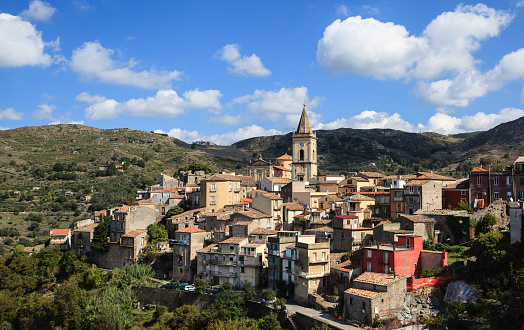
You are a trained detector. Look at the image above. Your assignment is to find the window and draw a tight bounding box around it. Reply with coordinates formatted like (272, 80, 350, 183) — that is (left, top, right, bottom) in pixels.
(322, 252, 325, 261)
(520, 191, 524, 199)
(367, 262, 371, 272)
(507, 192, 512, 199)
(312, 279, 317, 285)
(210, 196, 215, 205)
(477, 177, 482, 185)
(521, 178, 524, 185)
(507, 176, 511, 185)
(312, 252, 317, 262)
(210, 183, 216, 192)
(461, 190, 466, 195)
(494, 191, 499, 199)
(395, 191, 402, 197)
(228, 183, 232, 192)
(366, 250, 372, 258)
(321, 265, 325, 273)
(299, 149, 304, 161)
(240, 266, 245, 273)
(494, 176, 499, 185)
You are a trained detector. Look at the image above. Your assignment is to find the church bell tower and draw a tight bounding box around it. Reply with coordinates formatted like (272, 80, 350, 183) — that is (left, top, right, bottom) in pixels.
(292, 104, 317, 182)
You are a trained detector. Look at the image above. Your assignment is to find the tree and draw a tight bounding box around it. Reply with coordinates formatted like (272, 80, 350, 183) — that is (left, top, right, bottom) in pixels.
(194, 278, 211, 294)
(242, 281, 256, 302)
(470, 232, 507, 267)
(163, 205, 185, 220)
(273, 297, 286, 310)
(457, 200, 473, 212)
(258, 312, 282, 330)
(476, 213, 497, 235)
(91, 217, 109, 253)
(262, 289, 276, 304)
(146, 223, 168, 244)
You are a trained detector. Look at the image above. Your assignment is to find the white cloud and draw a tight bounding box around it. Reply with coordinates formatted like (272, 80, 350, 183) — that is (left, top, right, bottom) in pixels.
(48, 119, 85, 125)
(231, 87, 324, 128)
(160, 125, 282, 145)
(73, 0, 91, 11)
(32, 104, 56, 120)
(411, 4, 513, 80)
(0, 108, 23, 120)
(317, 16, 425, 79)
(70, 41, 182, 89)
(317, 4, 518, 106)
(21, 0, 56, 22)
(420, 107, 524, 134)
(0, 13, 53, 68)
(208, 114, 243, 126)
(216, 44, 271, 77)
(418, 48, 524, 106)
(77, 89, 222, 120)
(517, 0, 524, 8)
(336, 4, 349, 17)
(315, 110, 414, 131)
(0, 126, 10, 130)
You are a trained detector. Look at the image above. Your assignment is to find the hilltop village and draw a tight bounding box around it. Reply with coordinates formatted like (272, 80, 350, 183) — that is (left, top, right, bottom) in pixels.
(46, 106, 524, 327)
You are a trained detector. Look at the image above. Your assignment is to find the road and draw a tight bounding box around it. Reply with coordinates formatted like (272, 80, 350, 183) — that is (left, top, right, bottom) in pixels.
(285, 301, 361, 330)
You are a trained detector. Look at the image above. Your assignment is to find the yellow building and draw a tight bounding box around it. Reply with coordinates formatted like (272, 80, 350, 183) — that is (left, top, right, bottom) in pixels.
(342, 194, 376, 223)
(200, 174, 241, 212)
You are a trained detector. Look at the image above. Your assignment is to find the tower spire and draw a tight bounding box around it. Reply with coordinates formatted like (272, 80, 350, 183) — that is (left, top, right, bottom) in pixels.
(296, 104, 312, 134)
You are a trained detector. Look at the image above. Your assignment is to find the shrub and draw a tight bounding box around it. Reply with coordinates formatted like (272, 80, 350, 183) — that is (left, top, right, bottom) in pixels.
(153, 305, 167, 321)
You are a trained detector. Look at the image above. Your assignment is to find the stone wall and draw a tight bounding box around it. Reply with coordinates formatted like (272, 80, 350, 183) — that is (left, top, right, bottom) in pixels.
(471, 199, 509, 230)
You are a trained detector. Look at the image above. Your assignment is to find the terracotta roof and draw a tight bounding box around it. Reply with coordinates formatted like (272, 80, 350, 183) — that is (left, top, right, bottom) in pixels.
(348, 176, 369, 182)
(122, 229, 147, 238)
(357, 191, 389, 195)
(261, 192, 283, 200)
(347, 194, 375, 201)
(135, 198, 156, 204)
(330, 252, 346, 260)
(272, 166, 292, 172)
(310, 219, 332, 225)
(416, 172, 456, 181)
(359, 172, 384, 178)
(336, 215, 358, 219)
(198, 243, 217, 253)
(186, 183, 199, 187)
(305, 226, 333, 233)
(354, 272, 404, 286)
(277, 154, 292, 160)
(241, 198, 252, 202)
(220, 237, 248, 245)
(266, 177, 292, 184)
(250, 228, 278, 235)
(405, 179, 431, 187)
(443, 179, 469, 189)
(201, 174, 241, 182)
(233, 221, 252, 226)
(152, 187, 179, 193)
(283, 202, 305, 211)
(74, 223, 99, 233)
(472, 167, 488, 172)
(237, 175, 257, 186)
(169, 194, 185, 199)
(236, 209, 271, 219)
(324, 195, 343, 202)
(344, 288, 382, 298)
(244, 242, 265, 248)
(176, 226, 205, 233)
(332, 259, 354, 273)
(51, 229, 70, 236)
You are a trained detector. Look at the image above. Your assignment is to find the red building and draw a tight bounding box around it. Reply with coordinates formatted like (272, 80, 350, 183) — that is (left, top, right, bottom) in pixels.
(361, 235, 447, 278)
(442, 179, 469, 209)
(469, 166, 513, 209)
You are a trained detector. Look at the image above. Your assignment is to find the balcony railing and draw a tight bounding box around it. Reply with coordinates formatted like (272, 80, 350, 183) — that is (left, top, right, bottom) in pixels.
(209, 260, 237, 266)
(209, 270, 237, 277)
(393, 197, 403, 202)
(239, 252, 256, 257)
(50, 239, 67, 244)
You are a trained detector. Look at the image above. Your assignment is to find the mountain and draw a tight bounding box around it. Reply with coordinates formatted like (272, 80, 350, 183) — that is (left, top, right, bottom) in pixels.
(233, 128, 461, 174)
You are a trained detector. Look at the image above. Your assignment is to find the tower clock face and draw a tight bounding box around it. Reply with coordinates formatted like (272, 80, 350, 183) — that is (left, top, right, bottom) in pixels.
(299, 143, 304, 147)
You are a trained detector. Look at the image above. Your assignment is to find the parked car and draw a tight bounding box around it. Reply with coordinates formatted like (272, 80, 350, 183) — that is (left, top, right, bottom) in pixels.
(160, 282, 177, 289)
(184, 285, 196, 292)
(177, 282, 189, 290)
(142, 304, 157, 311)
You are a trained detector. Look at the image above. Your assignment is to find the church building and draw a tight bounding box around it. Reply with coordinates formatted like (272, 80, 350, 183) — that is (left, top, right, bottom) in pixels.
(292, 105, 317, 182)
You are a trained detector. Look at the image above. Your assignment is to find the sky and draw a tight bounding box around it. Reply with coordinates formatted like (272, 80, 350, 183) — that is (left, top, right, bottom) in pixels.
(2, 1, 524, 145)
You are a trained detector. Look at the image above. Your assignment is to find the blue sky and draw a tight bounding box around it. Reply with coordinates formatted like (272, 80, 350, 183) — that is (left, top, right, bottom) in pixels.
(2, 1, 524, 145)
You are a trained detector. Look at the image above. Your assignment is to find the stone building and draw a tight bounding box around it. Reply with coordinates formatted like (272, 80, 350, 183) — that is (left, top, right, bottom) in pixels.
(292, 105, 317, 182)
(343, 272, 407, 326)
(172, 226, 210, 282)
(109, 205, 159, 243)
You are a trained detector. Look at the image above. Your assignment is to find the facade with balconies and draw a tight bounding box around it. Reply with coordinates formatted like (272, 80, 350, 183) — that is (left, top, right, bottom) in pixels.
(196, 236, 248, 286)
(267, 231, 299, 291)
(172, 226, 210, 282)
(239, 242, 267, 288)
(50, 229, 71, 251)
(293, 236, 331, 305)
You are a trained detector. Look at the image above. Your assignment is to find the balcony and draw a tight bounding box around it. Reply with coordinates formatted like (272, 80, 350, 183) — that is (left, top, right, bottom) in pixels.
(209, 270, 237, 277)
(50, 238, 67, 244)
(309, 259, 328, 264)
(209, 260, 237, 266)
(393, 197, 403, 202)
(268, 250, 281, 256)
(297, 271, 327, 279)
(239, 252, 256, 257)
